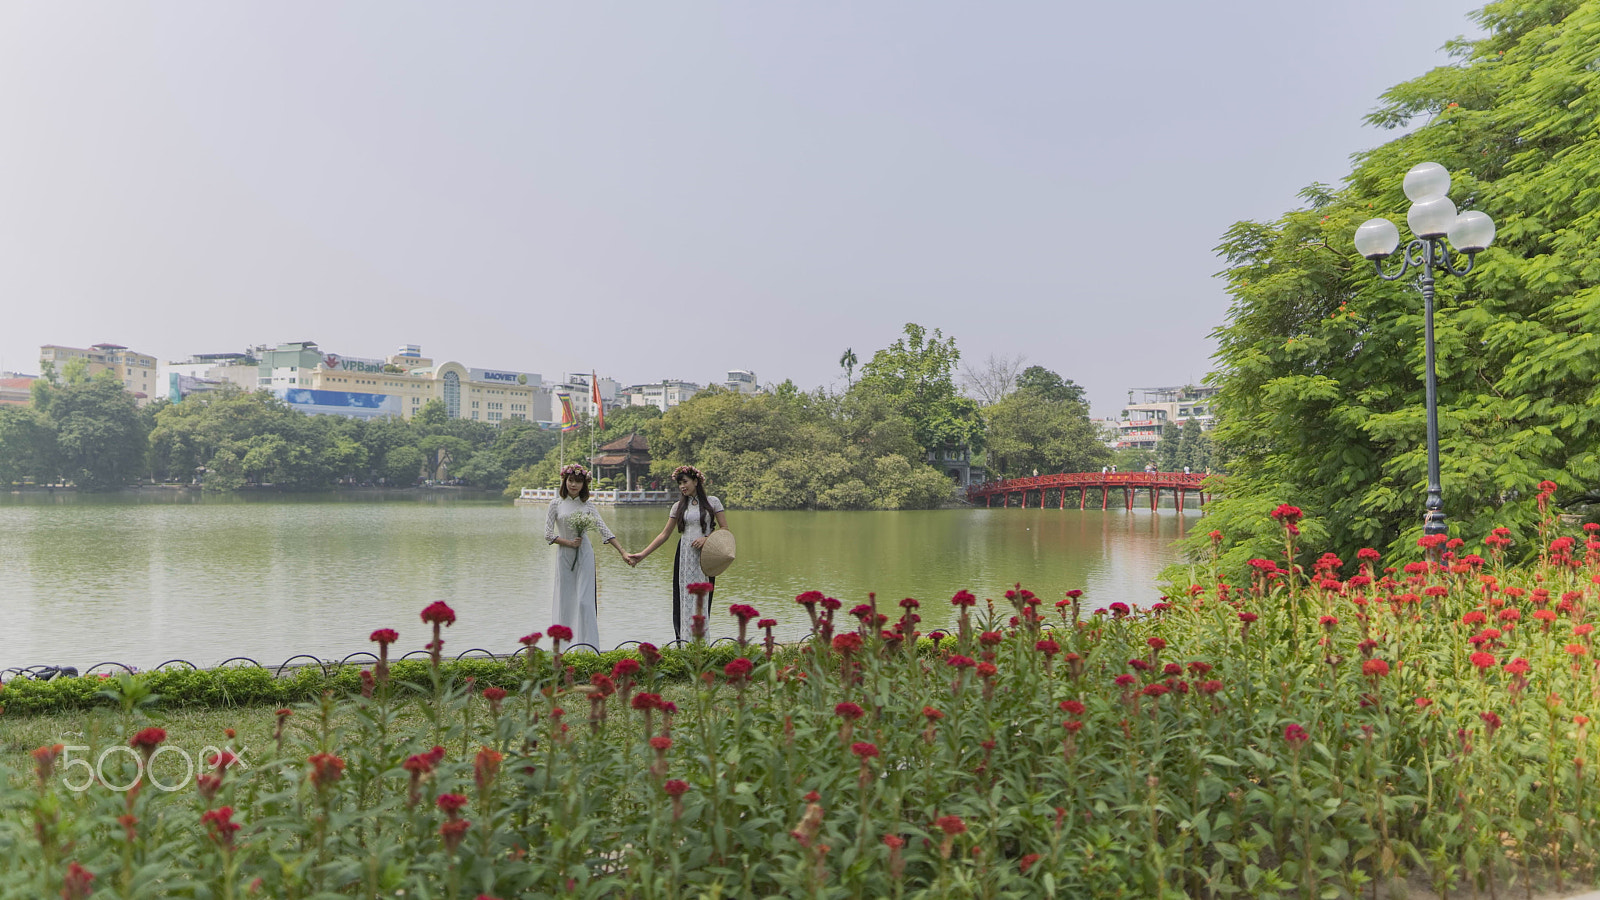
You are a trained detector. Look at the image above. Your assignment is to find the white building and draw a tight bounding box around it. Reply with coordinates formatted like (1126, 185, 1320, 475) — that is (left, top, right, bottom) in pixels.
(625, 379, 701, 412)
(1108, 386, 1218, 450)
(724, 370, 759, 394)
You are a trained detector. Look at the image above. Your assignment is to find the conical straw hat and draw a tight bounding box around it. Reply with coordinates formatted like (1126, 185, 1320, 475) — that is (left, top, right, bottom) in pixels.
(700, 529, 736, 577)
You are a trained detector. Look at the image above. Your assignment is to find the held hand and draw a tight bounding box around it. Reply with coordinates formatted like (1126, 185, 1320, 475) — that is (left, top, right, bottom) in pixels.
(691, 537, 706, 550)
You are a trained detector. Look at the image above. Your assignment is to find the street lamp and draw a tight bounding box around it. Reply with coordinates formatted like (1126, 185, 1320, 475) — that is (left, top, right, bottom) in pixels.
(1354, 162, 1496, 542)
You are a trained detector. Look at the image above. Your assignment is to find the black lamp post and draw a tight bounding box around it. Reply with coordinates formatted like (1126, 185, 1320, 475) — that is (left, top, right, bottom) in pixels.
(1354, 162, 1496, 543)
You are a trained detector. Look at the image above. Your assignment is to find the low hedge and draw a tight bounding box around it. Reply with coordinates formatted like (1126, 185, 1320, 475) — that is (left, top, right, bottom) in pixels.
(0, 643, 756, 717)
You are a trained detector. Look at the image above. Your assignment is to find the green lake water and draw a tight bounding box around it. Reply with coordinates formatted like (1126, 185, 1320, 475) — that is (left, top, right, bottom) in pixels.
(0, 492, 1199, 671)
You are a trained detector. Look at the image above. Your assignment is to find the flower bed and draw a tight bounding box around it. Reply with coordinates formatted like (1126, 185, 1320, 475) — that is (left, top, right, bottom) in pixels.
(3, 509, 1599, 897)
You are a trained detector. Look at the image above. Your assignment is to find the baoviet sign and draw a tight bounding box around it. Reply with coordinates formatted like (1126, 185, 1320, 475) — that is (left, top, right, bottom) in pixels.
(469, 368, 536, 386)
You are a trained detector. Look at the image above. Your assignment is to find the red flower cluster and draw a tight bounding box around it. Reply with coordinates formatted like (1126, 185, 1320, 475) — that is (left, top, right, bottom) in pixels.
(308, 752, 346, 790)
(686, 582, 714, 596)
(547, 624, 574, 643)
(369, 628, 399, 645)
(420, 601, 456, 626)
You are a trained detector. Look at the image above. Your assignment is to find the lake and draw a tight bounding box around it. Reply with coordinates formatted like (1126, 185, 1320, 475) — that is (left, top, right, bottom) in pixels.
(0, 492, 1199, 672)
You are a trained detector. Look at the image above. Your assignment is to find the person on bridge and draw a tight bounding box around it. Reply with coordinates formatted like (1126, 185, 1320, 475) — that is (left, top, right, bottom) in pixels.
(629, 465, 730, 643)
(545, 464, 633, 648)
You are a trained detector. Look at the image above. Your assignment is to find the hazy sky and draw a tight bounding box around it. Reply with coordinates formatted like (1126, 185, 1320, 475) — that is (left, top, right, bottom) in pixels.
(0, 2, 1484, 416)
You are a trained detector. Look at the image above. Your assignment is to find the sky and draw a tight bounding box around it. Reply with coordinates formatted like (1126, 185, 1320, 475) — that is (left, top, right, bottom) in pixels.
(0, 2, 1486, 417)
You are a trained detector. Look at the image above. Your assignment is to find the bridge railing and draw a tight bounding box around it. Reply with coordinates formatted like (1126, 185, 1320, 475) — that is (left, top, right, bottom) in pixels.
(519, 488, 674, 504)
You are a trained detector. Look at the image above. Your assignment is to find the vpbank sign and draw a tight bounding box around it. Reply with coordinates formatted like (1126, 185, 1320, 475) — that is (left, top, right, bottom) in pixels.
(469, 368, 536, 386)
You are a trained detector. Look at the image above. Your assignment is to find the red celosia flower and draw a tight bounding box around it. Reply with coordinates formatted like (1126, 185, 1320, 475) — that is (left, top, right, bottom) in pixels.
(935, 815, 967, 836)
(1035, 639, 1060, 656)
(1238, 612, 1258, 623)
(976, 661, 998, 678)
(420, 602, 456, 626)
(440, 819, 470, 853)
(1128, 658, 1151, 672)
(1318, 616, 1338, 629)
(851, 741, 879, 759)
(631, 692, 663, 711)
(1577, 624, 1596, 637)
(1020, 853, 1042, 874)
(978, 631, 1003, 647)
(202, 807, 240, 848)
(649, 736, 672, 752)
(796, 590, 824, 606)
(1480, 711, 1503, 735)
(1109, 602, 1131, 618)
(1063, 719, 1084, 733)
(1114, 674, 1137, 687)
(834, 701, 865, 720)
(1186, 661, 1213, 675)
(723, 658, 754, 682)
(1199, 680, 1223, 695)
(1461, 611, 1487, 626)
(1362, 659, 1390, 678)
(832, 633, 863, 654)
(923, 706, 945, 721)
(686, 582, 714, 596)
(728, 603, 760, 623)
(1060, 699, 1086, 715)
(946, 655, 976, 669)
(437, 793, 469, 817)
(951, 590, 977, 607)
(129, 727, 166, 754)
(1416, 697, 1434, 708)
(1470, 651, 1497, 669)
(547, 624, 574, 642)
(1503, 658, 1531, 675)
(1270, 504, 1302, 525)
(1283, 724, 1309, 748)
(1566, 644, 1589, 656)
(1141, 683, 1169, 697)
(518, 632, 542, 647)
(1147, 636, 1167, 651)
(308, 752, 345, 789)
(62, 861, 94, 900)
(664, 779, 690, 797)
(757, 618, 778, 629)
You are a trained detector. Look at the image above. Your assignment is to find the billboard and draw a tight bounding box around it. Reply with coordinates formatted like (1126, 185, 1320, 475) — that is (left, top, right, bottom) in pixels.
(279, 389, 402, 420)
(469, 367, 537, 386)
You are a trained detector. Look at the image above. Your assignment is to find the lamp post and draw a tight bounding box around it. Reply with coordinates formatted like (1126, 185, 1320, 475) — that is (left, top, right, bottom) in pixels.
(1354, 162, 1496, 544)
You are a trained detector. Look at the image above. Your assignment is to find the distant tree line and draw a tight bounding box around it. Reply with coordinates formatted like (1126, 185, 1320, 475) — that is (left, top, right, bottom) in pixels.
(2, 324, 1114, 507)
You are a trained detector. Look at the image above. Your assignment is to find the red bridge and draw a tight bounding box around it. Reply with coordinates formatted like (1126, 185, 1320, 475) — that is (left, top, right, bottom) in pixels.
(967, 472, 1215, 512)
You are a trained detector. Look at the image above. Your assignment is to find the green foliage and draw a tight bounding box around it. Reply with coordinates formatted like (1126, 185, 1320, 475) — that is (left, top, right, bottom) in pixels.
(1202, 0, 1600, 559)
(650, 386, 955, 509)
(44, 374, 150, 491)
(981, 368, 1110, 478)
(0, 407, 59, 485)
(856, 323, 985, 456)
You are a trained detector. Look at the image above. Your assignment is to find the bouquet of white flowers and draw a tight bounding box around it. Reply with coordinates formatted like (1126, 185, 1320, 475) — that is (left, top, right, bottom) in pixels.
(567, 511, 597, 571)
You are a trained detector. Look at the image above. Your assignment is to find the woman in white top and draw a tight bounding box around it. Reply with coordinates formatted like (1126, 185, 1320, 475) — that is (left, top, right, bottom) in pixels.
(629, 465, 728, 643)
(545, 464, 632, 647)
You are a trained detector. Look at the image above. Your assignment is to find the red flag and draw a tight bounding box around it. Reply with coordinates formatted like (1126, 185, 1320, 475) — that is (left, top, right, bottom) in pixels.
(592, 372, 604, 430)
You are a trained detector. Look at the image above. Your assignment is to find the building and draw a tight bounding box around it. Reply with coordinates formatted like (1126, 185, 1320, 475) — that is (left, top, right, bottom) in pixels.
(39, 343, 159, 405)
(590, 432, 652, 490)
(160, 352, 261, 401)
(930, 445, 985, 487)
(1107, 385, 1219, 450)
(290, 344, 547, 423)
(724, 370, 759, 394)
(624, 379, 701, 412)
(0, 372, 36, 407)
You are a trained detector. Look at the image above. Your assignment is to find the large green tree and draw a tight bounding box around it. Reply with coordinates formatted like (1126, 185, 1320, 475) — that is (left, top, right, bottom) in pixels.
(44, 374, 150, 490)
(981, 367, 1109, 478)
(854, 323, 984, 456)
(0, 407, 59, 485)
(1201, 0, 1600, 563)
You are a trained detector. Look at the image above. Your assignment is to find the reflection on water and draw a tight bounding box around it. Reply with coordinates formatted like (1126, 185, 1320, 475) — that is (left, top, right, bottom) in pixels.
(0, 492, 1194, 670)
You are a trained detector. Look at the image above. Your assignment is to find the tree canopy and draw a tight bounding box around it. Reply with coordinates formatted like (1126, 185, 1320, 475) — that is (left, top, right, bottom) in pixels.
(981, 366, 1109, 479)
(856, 323, 984, 456)
(1199, 0, 1600, 564)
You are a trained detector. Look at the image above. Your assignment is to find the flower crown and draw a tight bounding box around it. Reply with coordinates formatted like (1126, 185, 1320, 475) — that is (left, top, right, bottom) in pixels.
(672, 465, 704, 483)
(560, 464, 590, 479)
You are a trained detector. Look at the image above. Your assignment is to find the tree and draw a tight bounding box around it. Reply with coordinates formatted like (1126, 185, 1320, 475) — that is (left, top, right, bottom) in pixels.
(0, 407, 59, 485)
(982, 386, 1110, 478)
(1014, 366, 1086, 404)
(839, 348, 858, 388)
(382, 445, 425, 485)
(854, 323, 984, 457)
(47, 374, 149, 490)
(1155, 420, 1182, 471)
(961, 353, 1027, 407)
(1199, 0, 1600, 562)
